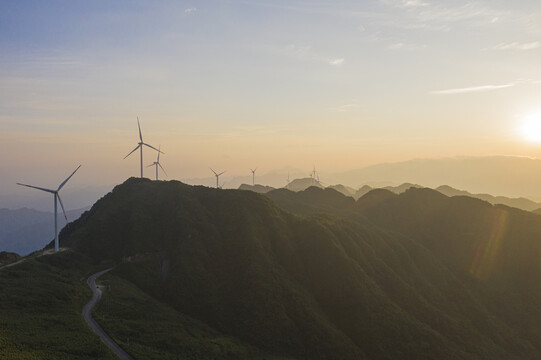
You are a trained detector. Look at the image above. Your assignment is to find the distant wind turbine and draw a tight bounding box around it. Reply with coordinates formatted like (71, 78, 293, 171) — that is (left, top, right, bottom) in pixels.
(17, 165, 81, 252)
(147, 145, 167, 180)
(210, 168, 226, 189)
(286, 173, 290, 190)
(124, 117, 163, 178)
(250, 168, 257, 186)
(310, 165, 317, 186)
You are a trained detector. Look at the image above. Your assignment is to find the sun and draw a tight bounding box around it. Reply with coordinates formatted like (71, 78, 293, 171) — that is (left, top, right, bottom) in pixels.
(519, 113, 541, 143)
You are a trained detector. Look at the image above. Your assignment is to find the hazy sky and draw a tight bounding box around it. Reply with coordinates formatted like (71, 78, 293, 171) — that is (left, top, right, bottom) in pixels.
(2, 0, 541, 194)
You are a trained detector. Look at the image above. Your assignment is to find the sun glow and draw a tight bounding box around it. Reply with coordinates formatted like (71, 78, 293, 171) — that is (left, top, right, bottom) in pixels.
(519, 113, 541, 143)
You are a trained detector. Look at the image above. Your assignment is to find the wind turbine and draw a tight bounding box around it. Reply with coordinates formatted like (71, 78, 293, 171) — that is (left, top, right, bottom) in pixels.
(147, 145, 167, 180)
(124, 117, 163, 178)
(210, 168, 226, 188)
(17, 165, 81, 252)
(250, 168, 257, 186)
(310, 165, 317, 186)
(286, 173, 290, 190)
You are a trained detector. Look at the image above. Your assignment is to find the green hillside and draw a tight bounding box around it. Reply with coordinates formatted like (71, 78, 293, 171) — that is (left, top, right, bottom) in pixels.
(55, 178, 541, 359)
(0, 251, 116, 359)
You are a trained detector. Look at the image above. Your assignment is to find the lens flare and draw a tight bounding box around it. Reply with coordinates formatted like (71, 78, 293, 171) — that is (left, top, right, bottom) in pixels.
(469, 209, 507, 280)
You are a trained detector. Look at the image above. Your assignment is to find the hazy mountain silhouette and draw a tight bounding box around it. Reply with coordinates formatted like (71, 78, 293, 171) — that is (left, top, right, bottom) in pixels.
(55, 178, 541, 359)
(327, 184, 356, 197)
(286, 177, 323, 192)
(0, 207, 90, 255)
(435, 185, 541, 212)
(238, 184, 276, 193)
(334, 156, 541, 199)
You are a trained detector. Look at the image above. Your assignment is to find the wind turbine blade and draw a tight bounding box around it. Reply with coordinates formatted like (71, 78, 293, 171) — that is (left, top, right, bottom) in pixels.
(147, 163, 155, 168)
(158, 163, 168, 177)
(210, 168, 218, 176)
(143, 143, 163, 153)
(57, 194, 68, 221)
(16, 183, 56, 194)
(137, 117, 143, 142)
(157, 145, 161, 162)
(123, 144, 141, 159)
(218, 171, 226, 176)
(57, 165, 81, 191)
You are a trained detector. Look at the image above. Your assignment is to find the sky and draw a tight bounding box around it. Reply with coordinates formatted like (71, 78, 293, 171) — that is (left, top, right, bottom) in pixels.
(2, 0, 541, 196)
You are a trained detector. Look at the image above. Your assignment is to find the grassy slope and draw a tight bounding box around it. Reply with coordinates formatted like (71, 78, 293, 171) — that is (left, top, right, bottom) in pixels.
(94, 271, 295, 360)
(0, 251, 116, 360)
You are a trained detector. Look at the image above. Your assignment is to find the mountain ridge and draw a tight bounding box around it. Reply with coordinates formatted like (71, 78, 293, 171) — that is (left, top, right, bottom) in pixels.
(55, 178, 541, 359)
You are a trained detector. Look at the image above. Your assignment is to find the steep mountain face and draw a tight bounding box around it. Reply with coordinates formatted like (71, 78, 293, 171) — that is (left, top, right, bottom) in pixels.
(268, 186, 541, 355)
(62, 179, 541, 359)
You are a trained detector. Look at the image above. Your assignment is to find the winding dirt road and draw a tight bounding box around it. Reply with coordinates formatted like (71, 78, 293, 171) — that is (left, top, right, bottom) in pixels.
(82, 268, 135, 360)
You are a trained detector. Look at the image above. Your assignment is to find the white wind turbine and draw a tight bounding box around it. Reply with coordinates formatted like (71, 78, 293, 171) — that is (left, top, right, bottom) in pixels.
(210, 168, 226, 188)
(147, 145, 167, 180)
(250, 168, 257, 186)
(124, 117, 163, 178)
(310, 165, 317, 186)
(17, 165, 81, 252)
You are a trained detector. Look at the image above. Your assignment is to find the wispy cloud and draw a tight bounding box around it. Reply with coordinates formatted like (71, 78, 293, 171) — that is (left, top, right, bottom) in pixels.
(490, 42, 541, 50)
(184, 7, 197, 14)
(431, 83, 516, 95)
(328, 58, 344, 66)
(431, 79, 541, 95)
(380, 0, 506, 32)
(400, 0, 429, 8)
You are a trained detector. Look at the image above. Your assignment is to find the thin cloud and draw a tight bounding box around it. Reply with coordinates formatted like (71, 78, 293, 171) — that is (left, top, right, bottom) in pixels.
(328, 58, 344, 66)
(401, 0, 429, 8)
(491, 42, 541, 50)
(431, 83, 516, 95)
(184, 7, 197, 14)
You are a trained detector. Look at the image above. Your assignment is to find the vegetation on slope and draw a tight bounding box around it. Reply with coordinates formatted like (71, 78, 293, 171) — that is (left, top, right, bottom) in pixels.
(94, 270, 292, 360)
(61, 178, 541, 359)
(0, 251, 115, 359)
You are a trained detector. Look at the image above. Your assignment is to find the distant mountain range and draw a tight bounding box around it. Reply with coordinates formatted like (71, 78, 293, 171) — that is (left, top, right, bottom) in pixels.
(0, 206, 90, 255)
(239, 180, 541, 213)
(331, 156, 541, 199)
(178, 156, 541, 200)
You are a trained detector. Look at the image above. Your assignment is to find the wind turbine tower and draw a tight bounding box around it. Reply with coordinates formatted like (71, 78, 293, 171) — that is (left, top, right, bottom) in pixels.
(147, 145, 167, 180)
(124, 117, 163, 178)
(211, 168, 226, 189)
(310, 165, 317, 186)
(250, 168, 257, 186)
(286, 173, 290, 190)
(17, 165, 81, 252)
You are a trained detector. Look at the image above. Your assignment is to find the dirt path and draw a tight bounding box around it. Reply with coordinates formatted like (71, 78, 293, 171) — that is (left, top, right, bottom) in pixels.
(82, 268, 135, 360)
